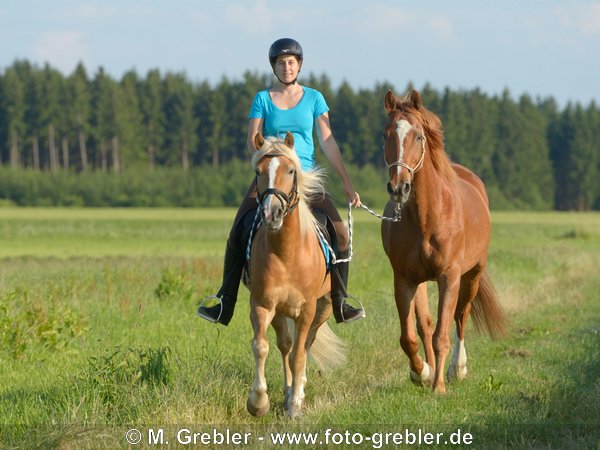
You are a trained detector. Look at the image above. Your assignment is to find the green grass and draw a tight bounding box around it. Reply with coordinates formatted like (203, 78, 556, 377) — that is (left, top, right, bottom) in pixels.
(0, 208, 599, 449)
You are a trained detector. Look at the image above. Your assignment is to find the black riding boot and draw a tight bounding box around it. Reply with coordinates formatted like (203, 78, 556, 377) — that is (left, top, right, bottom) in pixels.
(197, 238, 245, 326)
(331, 250, 365, 324)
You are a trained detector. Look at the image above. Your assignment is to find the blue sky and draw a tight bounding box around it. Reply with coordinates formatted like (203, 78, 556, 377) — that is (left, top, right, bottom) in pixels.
(1, 0, 599, 107)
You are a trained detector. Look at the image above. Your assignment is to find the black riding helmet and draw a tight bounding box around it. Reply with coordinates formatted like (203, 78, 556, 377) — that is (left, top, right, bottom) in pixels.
(269, 38, 303, 65)
(269, 38, 303, 85)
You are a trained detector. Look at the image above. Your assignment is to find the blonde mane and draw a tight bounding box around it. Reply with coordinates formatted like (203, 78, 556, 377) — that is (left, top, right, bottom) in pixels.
(251, 137, 326, 236)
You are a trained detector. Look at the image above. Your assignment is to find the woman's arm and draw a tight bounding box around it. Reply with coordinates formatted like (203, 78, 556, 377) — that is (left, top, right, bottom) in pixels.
(247, 117, 264, 152)
(316, 112, 361, 207)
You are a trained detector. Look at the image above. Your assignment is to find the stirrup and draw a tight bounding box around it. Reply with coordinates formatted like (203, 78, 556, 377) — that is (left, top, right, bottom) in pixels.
(339, 295, 366, 324)
(196, 295, 223, 324)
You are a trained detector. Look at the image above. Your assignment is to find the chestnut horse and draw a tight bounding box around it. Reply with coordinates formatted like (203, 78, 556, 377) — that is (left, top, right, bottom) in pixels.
(246, 132, 345, 418)
(381, 90, 506, 393)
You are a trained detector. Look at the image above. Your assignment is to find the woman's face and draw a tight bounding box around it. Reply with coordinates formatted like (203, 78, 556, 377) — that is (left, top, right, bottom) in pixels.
(274, 55, 301, 84)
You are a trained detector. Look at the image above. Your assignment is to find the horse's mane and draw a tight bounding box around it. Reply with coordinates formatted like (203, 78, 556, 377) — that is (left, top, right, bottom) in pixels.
(395, 94, 457, 182)
(251, 137, 326, 237)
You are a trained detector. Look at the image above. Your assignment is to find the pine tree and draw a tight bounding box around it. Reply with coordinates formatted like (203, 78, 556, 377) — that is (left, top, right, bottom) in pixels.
(139, 69, 165, 169)
(68, 63, 92, 170)
(162, 72, 198, 170)
(1, 65, 27, 168)
(91, 67, 117, 171)
(116, 70, 145, 170)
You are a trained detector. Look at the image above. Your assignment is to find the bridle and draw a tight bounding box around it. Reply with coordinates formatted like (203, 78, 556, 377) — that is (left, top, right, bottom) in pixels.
(255, 156, 299, 217)
(384, 131, 427, 181)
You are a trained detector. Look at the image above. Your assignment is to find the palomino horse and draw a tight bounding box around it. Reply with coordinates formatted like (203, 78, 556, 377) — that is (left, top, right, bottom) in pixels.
(246, 132, 345, 418)
(381, 90, 506, 393)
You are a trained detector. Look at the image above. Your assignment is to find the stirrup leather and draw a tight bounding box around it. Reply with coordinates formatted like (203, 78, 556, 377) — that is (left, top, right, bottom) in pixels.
(338, 295, 366, 324)
(196, 295, 223, 324)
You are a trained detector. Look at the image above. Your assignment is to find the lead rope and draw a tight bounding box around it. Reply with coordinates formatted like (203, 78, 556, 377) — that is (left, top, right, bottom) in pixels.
(246, 200, 262, 262)
(359, 202, 403, 222)
(315, 201, 401, 265)
(248, 200, 402, 265)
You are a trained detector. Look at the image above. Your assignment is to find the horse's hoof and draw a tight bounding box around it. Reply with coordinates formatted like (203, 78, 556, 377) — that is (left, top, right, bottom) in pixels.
(447, 364, 468, 381)
(286, 407, 302, 419)
(409, 363, 433, 387)
(432, 384, 447, 395)
(247, 398, 270, 417)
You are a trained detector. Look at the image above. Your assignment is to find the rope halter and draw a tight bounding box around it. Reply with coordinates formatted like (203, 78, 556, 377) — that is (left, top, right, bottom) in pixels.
(384, 134, 426, 181)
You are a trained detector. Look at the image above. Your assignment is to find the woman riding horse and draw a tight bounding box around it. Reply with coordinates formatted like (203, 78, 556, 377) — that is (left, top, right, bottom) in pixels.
(198, 38, 365, 325)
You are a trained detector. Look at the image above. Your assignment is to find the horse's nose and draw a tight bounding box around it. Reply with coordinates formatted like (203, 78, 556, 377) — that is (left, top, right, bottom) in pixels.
(271, 204, 283, 223)
(262, 196, 285, 229)
(387, 182, 411, 195)
(402, 182, 411, 197)
(387, 181, 411, 202)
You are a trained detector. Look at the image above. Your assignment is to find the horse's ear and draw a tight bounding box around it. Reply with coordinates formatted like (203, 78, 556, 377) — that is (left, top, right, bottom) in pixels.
(409, 90, 422, 110)
(284, 131, 294, 148)
(254, 132, 265, 150)
(384, 90, 396, 112)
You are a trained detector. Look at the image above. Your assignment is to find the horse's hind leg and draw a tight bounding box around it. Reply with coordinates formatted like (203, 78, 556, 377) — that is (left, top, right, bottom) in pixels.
(394, 276, 433, 387)
(247, 301, 275, 417)
(447, 268, 481, 382)
(271, 313, 293, 406)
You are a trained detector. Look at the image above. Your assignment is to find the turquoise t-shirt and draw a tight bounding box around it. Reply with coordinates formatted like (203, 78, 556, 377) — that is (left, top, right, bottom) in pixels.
(248, 87, 329, 171)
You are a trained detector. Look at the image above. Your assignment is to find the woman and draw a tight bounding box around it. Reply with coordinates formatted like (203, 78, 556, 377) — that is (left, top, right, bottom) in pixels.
(197, 38, 365, 325)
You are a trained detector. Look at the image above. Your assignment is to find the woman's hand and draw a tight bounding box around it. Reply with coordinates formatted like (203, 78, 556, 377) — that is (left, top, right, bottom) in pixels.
(344, 184, 361, 208)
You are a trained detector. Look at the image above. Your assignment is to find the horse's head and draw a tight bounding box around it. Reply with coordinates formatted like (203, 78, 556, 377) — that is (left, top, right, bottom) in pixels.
(252, 132, 300, 231)
(383, 90, 427, 205)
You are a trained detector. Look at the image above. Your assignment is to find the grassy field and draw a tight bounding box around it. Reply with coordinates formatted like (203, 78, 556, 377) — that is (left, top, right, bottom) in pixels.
(0, 208, 599, 449)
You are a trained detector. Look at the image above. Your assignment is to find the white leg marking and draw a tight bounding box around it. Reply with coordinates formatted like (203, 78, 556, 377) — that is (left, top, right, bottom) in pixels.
(410, 362, 434, 387)
(448, 330, 468, 380)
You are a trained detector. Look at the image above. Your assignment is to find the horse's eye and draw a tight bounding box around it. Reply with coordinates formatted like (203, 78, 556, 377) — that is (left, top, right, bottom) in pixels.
(288, 168, 295, 175)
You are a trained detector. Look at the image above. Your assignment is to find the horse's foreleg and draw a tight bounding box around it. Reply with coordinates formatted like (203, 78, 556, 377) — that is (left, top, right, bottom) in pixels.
(247, 301, 275, 417)
(271, 314, 293, 404)
(432, 270, 461, 394)
(395, 276, 433, 387)
(286, 311, 313, 419)
(414, 282, 435, 372)
(447, 269, 481, 381)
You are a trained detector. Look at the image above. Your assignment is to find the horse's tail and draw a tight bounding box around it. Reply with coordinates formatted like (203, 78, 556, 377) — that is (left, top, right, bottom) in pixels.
(309, 322, 347, 371)
(470, 271, 507, 339)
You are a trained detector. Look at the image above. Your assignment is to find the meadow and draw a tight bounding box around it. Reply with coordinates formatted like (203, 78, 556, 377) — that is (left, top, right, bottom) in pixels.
(0, 208, 599, 449)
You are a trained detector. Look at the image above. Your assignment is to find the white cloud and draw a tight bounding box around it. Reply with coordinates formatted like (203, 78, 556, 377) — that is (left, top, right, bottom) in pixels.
(553, 3, 600, 36)
(426, 15, 455, 42)
(351, 4, 455, 43)
(75, 4, 118, 19)
(225, 0, 272, 35)
(31, 31, 88, 74)
(74, 3, 159, 20)
(580, 2, 600, 36)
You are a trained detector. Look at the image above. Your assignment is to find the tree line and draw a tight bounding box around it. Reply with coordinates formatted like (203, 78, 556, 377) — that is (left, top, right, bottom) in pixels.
(0, 60, 598, 210)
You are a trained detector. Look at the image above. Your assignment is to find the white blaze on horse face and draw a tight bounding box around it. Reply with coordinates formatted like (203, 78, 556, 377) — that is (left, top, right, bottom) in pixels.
(395, 119, 413, 178)
(263, 157, 281, 210)
(268, 157, 280, 190)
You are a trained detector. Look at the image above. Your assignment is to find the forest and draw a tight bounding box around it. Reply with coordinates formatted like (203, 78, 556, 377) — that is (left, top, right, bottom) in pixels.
(0, 60, 598, 210)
